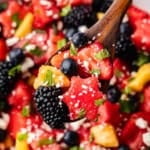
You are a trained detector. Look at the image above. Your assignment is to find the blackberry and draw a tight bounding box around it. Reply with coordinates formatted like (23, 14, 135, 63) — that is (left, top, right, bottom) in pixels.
(119, 22, 133, 36)
(118, 144, 130, 150)
(92, 0, 114, 12)
(0, 61, 18, 100)
(34, 86, 69, 129)
(63, 5, 97, 28)
(115, 35, 137, 62)
(65, 28, 78, 40)
(0, 129, 7, 142)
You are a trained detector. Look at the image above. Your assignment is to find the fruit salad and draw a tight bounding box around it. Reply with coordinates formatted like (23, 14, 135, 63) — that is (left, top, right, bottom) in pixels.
(0, 0, 150, 150)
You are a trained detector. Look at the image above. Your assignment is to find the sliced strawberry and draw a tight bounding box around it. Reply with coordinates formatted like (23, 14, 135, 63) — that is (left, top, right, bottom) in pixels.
(63, 76, 104, 120)
(8, 81, 34, 108)
(113, 58, 130, 89)
(140, 85, 150, 112)
(8, 109, 27, 138)
(127, 6, 149, 29)
(0, 38, 8, 61)
(120, 112, 150, 149)
(131, 18, 150, 53)
(98, 101, 121, 126)
(32, 0, 60, 28)
(77, 41, 113, 80)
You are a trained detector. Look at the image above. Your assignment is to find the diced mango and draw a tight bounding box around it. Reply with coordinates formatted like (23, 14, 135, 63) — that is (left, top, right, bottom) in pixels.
(15, 12, 34, 38)
(97, 12, 105, 20)
(90, 123, 119, 148)
(16, 133, 29, 150)
(34, 65, 70, 89)
(128, 63, 150, 92)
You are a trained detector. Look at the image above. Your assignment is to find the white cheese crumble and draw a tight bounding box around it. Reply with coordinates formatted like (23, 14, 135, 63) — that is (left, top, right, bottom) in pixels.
(6, 37, 19, 47)
(0, 113, 10, 130)
(142, 132, 150, 147)
(21, 57, 34, 72)
(135, 118, 148, 129)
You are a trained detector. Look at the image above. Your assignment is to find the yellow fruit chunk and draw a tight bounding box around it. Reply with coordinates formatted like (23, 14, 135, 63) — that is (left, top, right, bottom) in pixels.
(15, 13, 34, 38)
(97, 12, 104, 20)
(90, 123, 119, 148)
(16, 133, 29, 150)
(34, 65, 70, 89)
(128, 63, 150, 92)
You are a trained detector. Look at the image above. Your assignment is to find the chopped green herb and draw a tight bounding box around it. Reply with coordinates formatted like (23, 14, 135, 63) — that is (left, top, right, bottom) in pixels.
(90, 69, 101, 76)
(38, 138, 54, 146)
(78, 108, 86, 118)
(94, 49, 110, 60)
(17, 133, 28, 141)
(8, 65, 21, 77)
(57, 39, 67, 49)
(123, 86, 132, 95)
(21, 106, 30, 117)
(30, 47, 44, 57)
(44, 70, 54, 86)
(134, 52, 150, 67)
(60, 5, 71, 17)
(0, 2, 8, 12)
(119, 99, 138, 113)
(70, 43, 77, 56)
(94, 99, 105, 106)
(11, 13, 21, 28)
(114, 69, 123, 78)
(70, 146, 83, 150)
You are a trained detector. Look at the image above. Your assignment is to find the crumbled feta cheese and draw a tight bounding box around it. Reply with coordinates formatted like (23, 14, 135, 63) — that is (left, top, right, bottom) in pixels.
(21, 57, 34, 72)
(142, 132, 150, 147)
(6, 37, 19, 47)
(135, 118, 148, 129)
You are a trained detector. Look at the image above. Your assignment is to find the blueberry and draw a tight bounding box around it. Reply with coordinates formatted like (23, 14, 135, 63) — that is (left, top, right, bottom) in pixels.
(9, 48, 25, 64)
(106, 85, 121, 103)
(118, 144, 130, 150)
(0, 129, 7, 142)
(65, 28, 77, 40)
(72, 32, 89, 48)
(60, 58, 78, 77)
(63, 130, 79, 146)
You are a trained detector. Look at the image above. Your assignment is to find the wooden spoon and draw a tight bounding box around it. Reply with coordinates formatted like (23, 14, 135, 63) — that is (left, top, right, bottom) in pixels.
(47, 0, 131, 64)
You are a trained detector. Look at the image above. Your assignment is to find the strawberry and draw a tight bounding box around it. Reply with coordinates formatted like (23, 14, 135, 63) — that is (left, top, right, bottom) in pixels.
(131, 18, 150, 53)
(63, 76, 104, 120)
(0, 38, 8, 61)
(8, 109, 27, 138)
(113, 58, 130, 89)
(140, 85, 150, 112)
(32, 0, 60, 28)
(77, 41, 113, 80)
(98, 101, 121, 126)
(127, 6, 149, 29)
(8, 80, 34, 108)
(120, 112, 150, 149)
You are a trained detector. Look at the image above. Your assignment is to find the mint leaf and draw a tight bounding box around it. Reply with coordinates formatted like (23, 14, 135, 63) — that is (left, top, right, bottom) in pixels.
(94, 99, 105, 106)
(44, 70, 54, 86)
(70, 146, 83, 150)
(38, 138, 54, 146)
(134, 52, 150, 67)
(21, 106, 30, 117)
(17, 133, 28, 141)
(8, 65, 21, 77)
(60, 5, 71, 17)
(11, 13, 21, 28)
(90, 69, 101, 76)
(123, 86, 132, 95)
(78, 108, 86, 118)
(70, 43, 77, 56)
(30, 47, 44, 57)
(114, 69, 123, 78)
(57, 39, 67, 49)
(94, 49, 110, 60)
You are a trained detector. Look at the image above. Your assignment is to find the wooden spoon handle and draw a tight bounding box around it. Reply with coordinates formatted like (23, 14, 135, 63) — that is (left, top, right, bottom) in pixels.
(85, 0, 132, 48)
